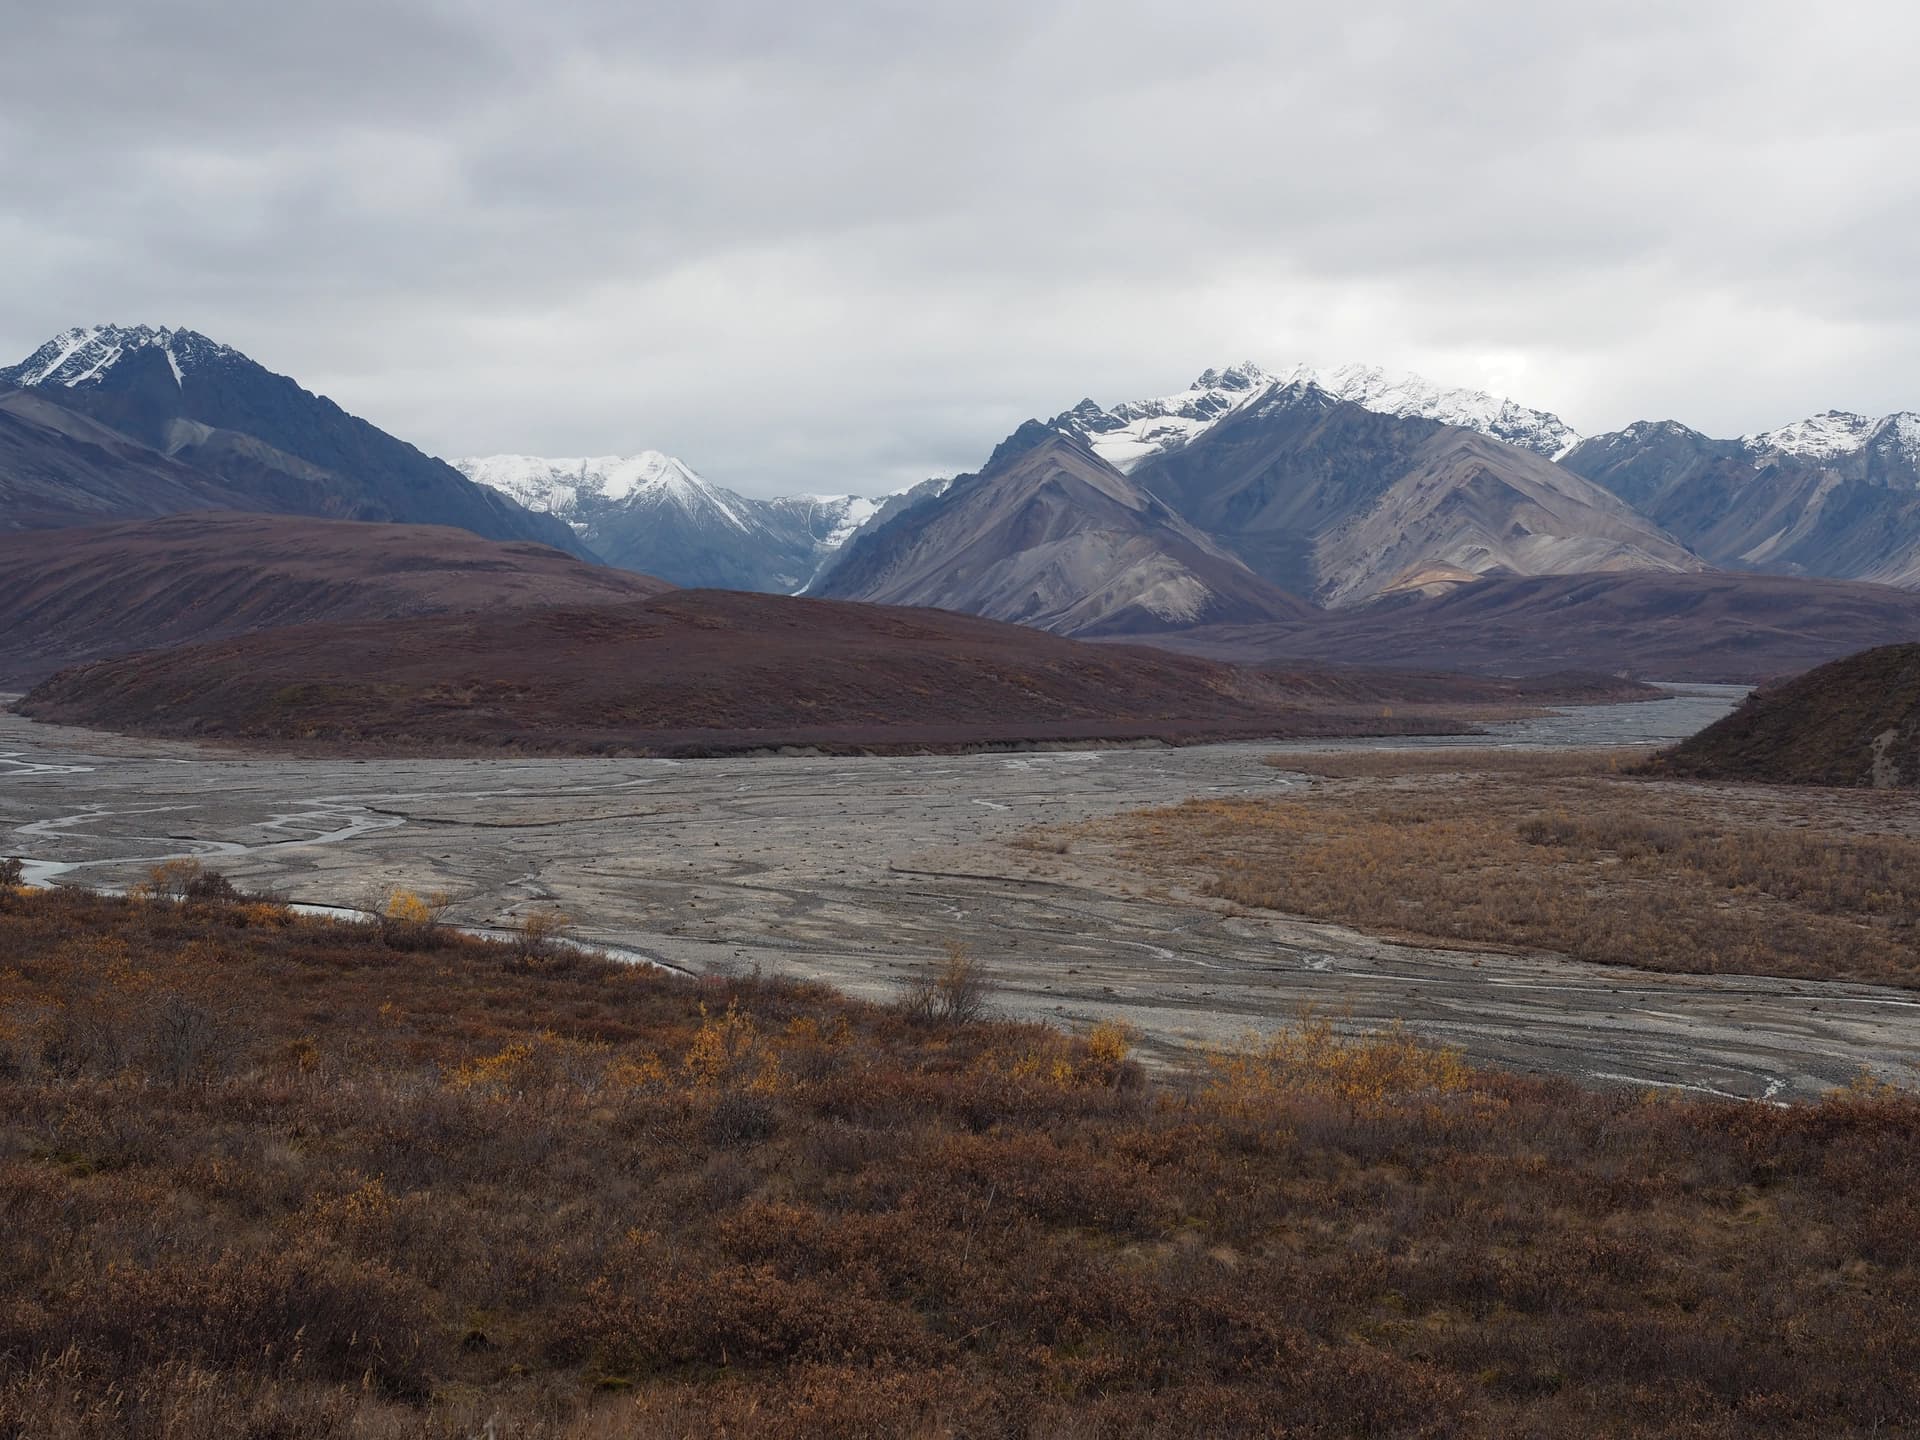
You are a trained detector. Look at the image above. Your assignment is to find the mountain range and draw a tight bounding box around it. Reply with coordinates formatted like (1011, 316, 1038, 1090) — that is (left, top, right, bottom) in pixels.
(455, 360, 1920, 637)
(6, 322, 1920, 678)
(1561, 411, 1920, 587)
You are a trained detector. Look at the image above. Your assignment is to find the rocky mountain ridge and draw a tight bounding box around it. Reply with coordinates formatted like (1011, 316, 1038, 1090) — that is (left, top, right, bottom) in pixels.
(811, 427, 1308, 634)
(1049, 361, 1582, 472)
(0, 324, 585, 555)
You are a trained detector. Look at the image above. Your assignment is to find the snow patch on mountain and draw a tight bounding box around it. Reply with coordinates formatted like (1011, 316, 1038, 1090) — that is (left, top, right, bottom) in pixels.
(456, 454, 911, 588)
(456, 455, 911, 556)
(1281, 362, 1583, 459)
(1050, 363, 1273, 472)
(453, 451, 734, 515)
(798, 494, 881, 549)
(1889, 414, 1920, 466)
(1745, 411, 1881, 459)
(1, 324, 236, 391)
(1053, 361, 1584, 472)
(1744, 409, 1920, 468)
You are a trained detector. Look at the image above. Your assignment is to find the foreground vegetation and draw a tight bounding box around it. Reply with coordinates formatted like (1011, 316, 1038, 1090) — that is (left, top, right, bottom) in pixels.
(1092, 748, 1920, 988)
(0, 882, 1916, 1436)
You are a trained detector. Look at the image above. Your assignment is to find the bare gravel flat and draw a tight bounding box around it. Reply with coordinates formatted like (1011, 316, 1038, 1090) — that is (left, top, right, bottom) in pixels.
(6, 686, 1915, 1100)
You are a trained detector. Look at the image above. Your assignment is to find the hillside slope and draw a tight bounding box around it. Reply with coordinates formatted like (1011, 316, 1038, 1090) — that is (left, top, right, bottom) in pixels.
(1136, 572, 1920, 682)
(1649, 643, 1920, 786)
(0, 513, 669, 687)
(15, 589, 1444, 755)
(0, 390, 250, 528)
(1130, 383, 1700, 604)
(1563, 412, 1920, 587)
(813, 427, 1307, 635)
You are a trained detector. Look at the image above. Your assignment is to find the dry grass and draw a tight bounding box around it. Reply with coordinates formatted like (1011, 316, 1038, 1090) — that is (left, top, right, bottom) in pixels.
(1265, 746, 1657, 780)
(1094, 750, 1920, 987)
(0, 884, 1916, 1436)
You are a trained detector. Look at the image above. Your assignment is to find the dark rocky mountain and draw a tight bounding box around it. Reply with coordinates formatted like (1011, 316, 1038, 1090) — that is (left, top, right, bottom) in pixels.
(1137, 571, 1920, 683)
(1563, 412, 1920, 587)
(810, 426, 1308, 635)
(0, 513, 669, 688)
(0, 389, 249, 528)
(1648, 643, 1920, 787)
(0, 326, 589, 556)
(1123, 381, 1702, 605)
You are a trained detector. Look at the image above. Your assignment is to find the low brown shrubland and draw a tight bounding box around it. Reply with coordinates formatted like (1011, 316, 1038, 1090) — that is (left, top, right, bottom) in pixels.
(1092, 749, 1920, 987)
(0, 886, 1915, 1436)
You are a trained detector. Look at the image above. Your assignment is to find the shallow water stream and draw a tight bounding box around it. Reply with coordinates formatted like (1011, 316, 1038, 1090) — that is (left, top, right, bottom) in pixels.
(9, 685, 1914, 1100)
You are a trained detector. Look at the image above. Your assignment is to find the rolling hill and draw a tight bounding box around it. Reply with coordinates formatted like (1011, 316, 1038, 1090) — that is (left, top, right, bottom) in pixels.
(0, 513, 669, 688)
(12, 588, 1481, 756)
(1647, 643, 1920, 786)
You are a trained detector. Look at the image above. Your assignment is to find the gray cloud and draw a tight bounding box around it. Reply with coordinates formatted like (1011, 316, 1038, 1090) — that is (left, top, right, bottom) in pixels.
(3, 0, 1916, 495)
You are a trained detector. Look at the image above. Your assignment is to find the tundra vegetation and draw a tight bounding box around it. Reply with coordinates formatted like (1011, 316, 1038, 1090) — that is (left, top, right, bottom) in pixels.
(1087, 748, 1920, 988)
(0, 873, 1914, 1437)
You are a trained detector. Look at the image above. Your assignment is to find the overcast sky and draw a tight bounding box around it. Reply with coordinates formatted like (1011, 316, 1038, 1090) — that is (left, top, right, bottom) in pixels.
(4, 1, 1916, 495)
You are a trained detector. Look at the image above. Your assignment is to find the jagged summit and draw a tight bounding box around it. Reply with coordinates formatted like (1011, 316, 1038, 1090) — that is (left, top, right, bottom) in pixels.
(1744, 409, 1920, 465)
(0, 324, 241, 391)
(1050, 360, 1583, 471)
(1190, 362, 1271, 392)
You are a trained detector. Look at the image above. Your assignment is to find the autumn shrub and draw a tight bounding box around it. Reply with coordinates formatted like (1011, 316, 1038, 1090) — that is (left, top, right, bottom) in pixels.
(10, 1242, 445, 1401)
(897, 941, 992, 1026)
(378, 885, 452, 949)
(512, 905, 572, 960)
(183, 867, 242, 903)
(143, 991, 230, 1084)
(1, 887, 1917, 1437)
(0, 856, 23, 888)
(146, 856, 206, 901)
(1100, 757, 1920, 986)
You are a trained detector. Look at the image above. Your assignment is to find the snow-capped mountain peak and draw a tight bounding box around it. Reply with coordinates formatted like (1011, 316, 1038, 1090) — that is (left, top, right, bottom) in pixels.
(1277, 362, 1584, 459)
(1, 324, 238, 391)
(1050, 364, 1277, 471)
(452, 451, 756, 530)
(1742, 409, 1917, 463)
(1051, 360, 1583, 471)
(453, 453, 903, 591)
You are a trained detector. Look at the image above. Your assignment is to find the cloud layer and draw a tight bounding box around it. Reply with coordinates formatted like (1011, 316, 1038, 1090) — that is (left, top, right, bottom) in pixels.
(4, 0, 1916, 494)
